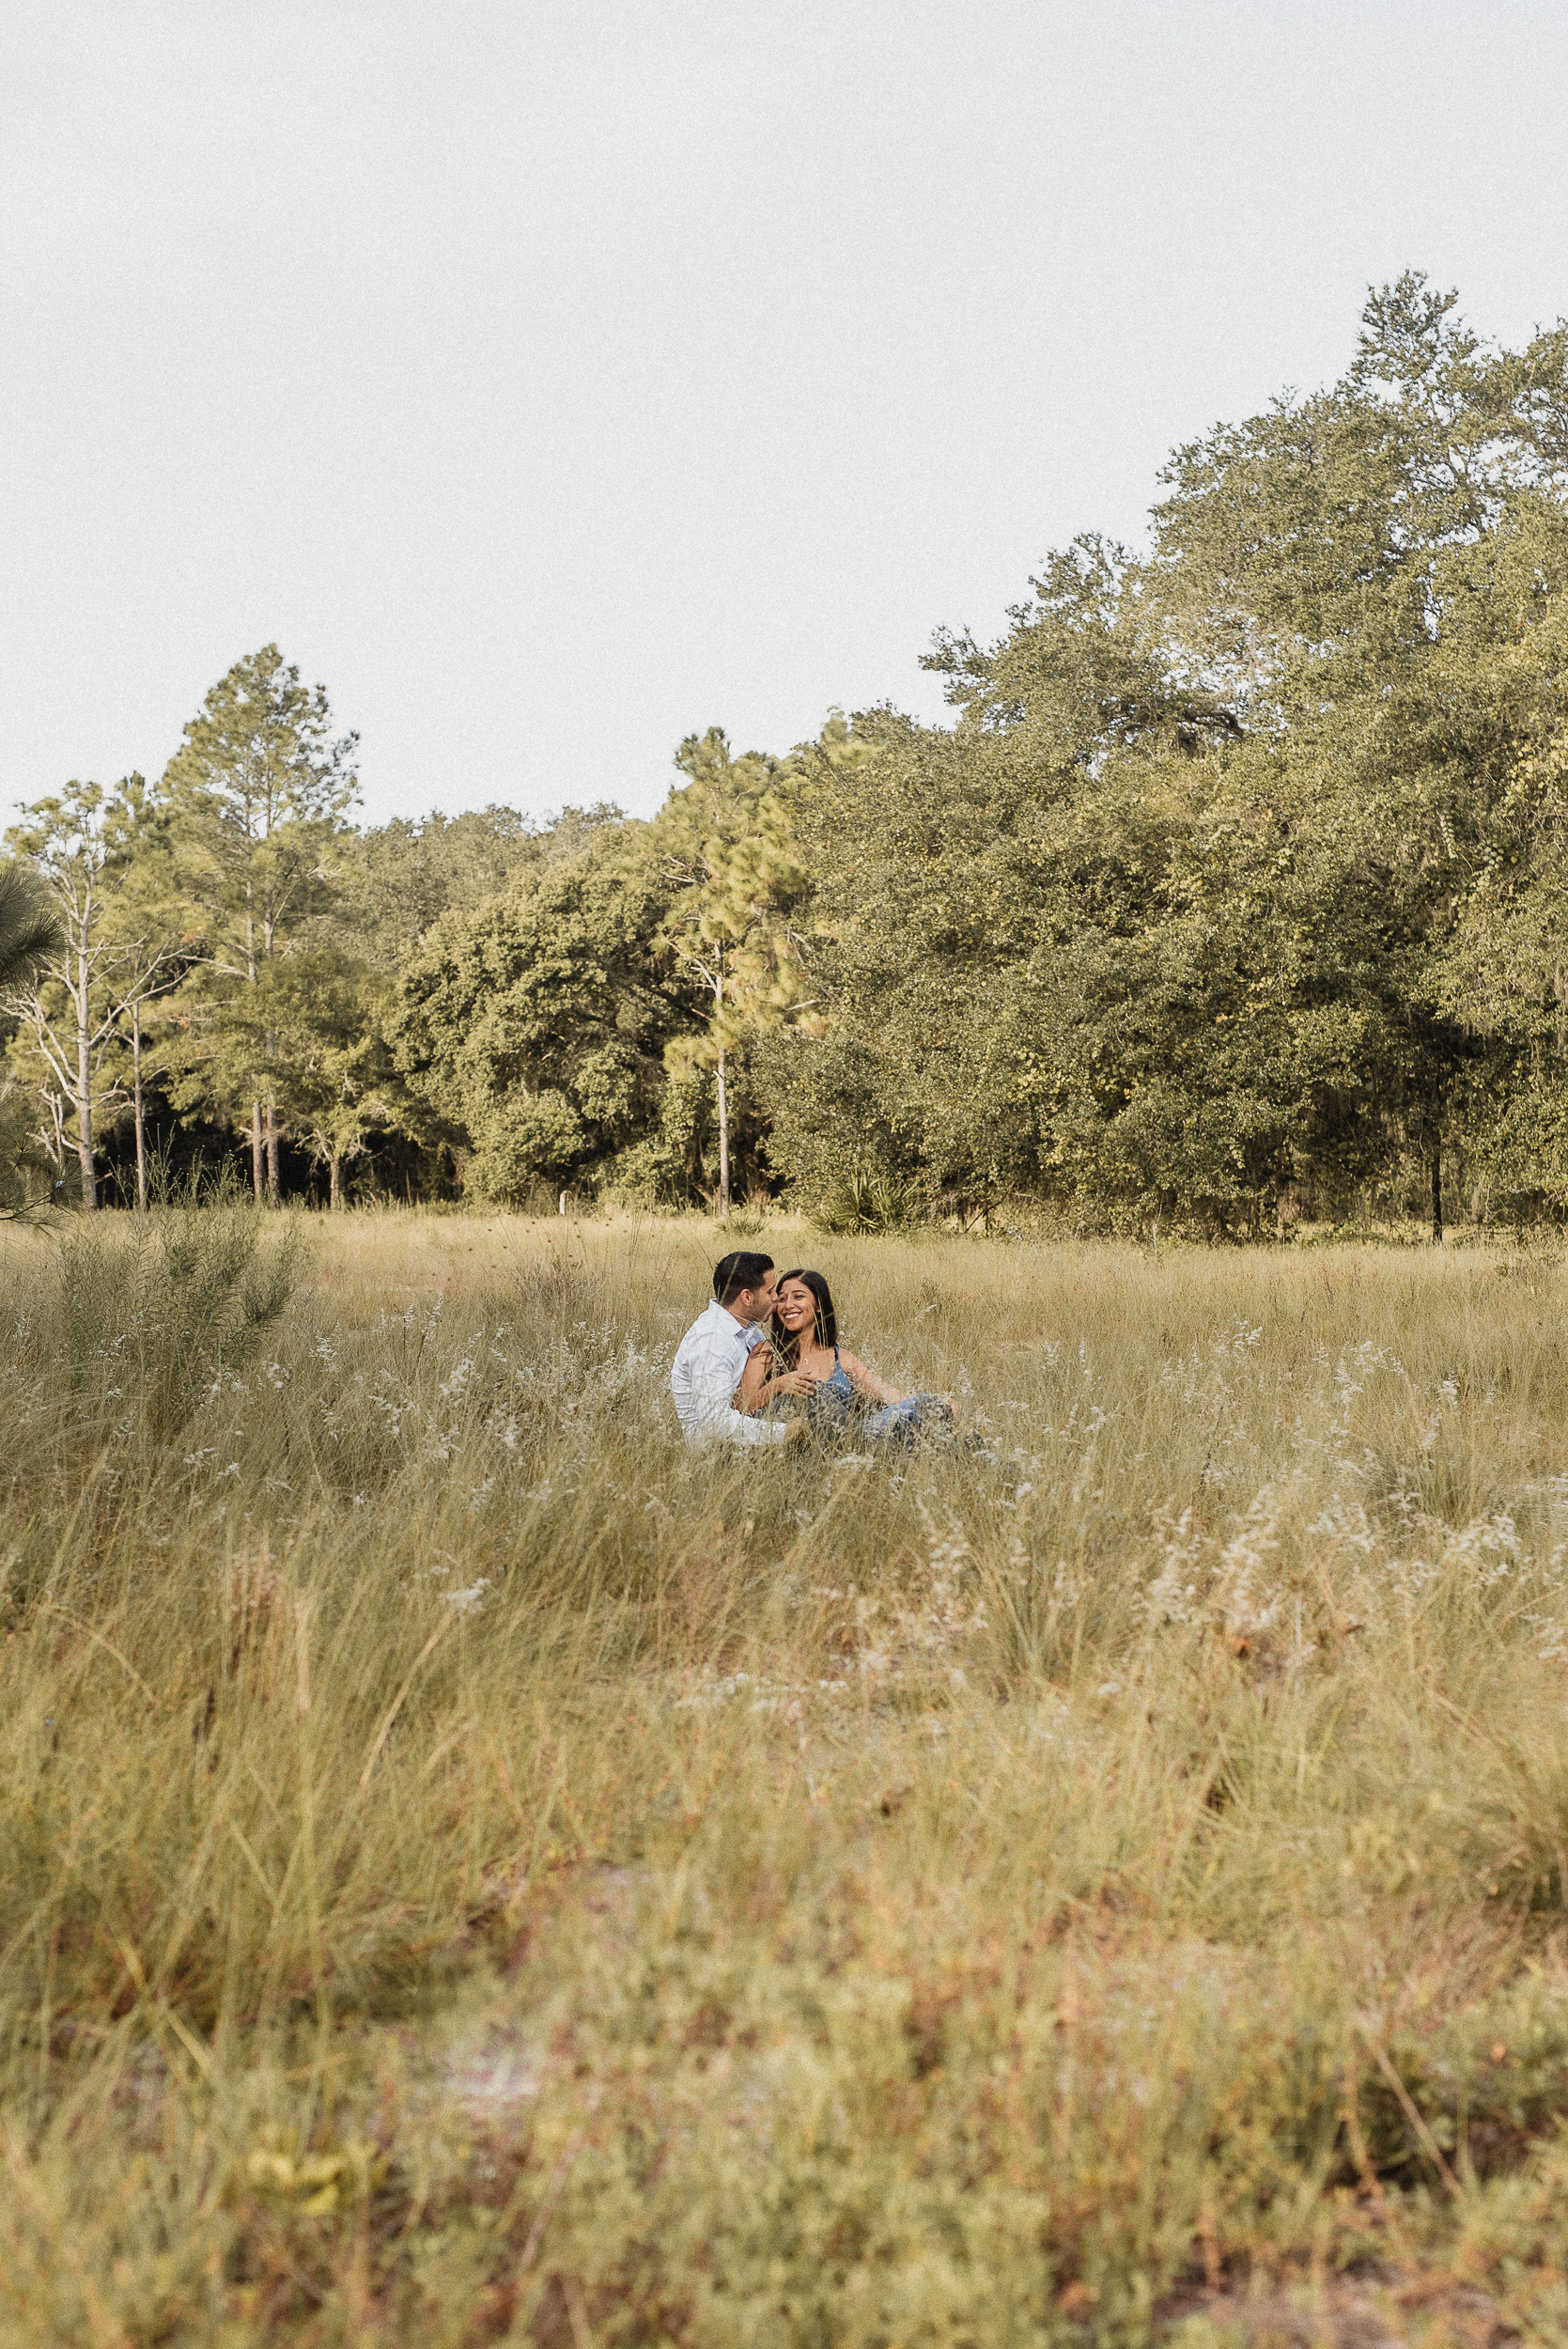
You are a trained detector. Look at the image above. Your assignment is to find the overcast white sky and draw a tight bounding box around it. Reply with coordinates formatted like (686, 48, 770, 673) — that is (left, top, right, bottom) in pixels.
(4, 0, 1567, 831)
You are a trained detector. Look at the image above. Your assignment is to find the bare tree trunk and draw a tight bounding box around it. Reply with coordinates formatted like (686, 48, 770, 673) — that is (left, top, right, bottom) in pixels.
(45, 1086, 68, 1184)
(75, 941, 96, 1213)
(247, 899, 263, 1203)
(1431, 1140, 1443, 1244)
(132, 1003, 147, 1212)
(329, 1149, 341, 1209)
(714, 958, 729, 1219)
(263, 1009, 282, 1202)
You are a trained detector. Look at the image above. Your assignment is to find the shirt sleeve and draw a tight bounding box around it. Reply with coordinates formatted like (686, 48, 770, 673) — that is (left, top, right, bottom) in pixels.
(672, 1326, 789, 1448)
(718, 1400, 789, 1447)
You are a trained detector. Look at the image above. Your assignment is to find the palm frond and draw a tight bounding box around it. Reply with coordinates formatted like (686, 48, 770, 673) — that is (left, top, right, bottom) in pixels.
(0, 863, 63, 992)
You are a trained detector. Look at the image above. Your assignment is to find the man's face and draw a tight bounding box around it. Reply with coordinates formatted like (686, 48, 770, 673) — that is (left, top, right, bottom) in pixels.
(737, 1269, 777, 1325)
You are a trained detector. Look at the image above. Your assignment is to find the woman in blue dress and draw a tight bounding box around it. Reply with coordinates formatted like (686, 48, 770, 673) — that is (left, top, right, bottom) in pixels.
(736, 1268, 951, 1448)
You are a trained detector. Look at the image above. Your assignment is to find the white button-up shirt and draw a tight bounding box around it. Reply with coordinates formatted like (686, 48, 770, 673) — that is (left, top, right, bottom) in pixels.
(670, 1299, 787, 1448)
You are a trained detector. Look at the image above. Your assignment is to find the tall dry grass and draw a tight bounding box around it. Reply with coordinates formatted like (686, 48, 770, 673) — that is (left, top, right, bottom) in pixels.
(5, 1206, 1568, 2342)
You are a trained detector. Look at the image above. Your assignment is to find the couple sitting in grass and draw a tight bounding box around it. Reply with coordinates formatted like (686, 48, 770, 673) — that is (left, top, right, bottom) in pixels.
(670, 1250, 951, 1452)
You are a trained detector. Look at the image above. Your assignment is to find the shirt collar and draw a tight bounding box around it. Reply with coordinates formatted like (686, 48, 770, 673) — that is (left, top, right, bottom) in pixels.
(706, 1299, 764, 1349)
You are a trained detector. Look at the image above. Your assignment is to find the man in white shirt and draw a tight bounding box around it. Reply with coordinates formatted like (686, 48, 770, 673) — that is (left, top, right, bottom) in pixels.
(670, 1252, 799, 1449)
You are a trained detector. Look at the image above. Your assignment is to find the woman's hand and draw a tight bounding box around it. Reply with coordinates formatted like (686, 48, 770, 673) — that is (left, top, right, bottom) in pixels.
(736, 1344, 775, 1414)
(769, 1368, 820, 1400)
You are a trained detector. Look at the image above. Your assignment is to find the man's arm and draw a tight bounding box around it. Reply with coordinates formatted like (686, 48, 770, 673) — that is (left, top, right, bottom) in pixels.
(718, 1399, 790, 1447)
(672, 1330, 789, 1447)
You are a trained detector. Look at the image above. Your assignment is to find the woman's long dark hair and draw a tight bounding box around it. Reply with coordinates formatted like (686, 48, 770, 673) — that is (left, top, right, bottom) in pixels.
(770, 1268, 837, 1369)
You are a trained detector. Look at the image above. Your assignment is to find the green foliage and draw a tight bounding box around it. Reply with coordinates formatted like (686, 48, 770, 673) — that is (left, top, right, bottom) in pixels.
(163, 644, 360, 1199)
(161, 952, 422, 1206)
(2, 778, 180, 1211)
(390, 826, 698, 1201)
(14, 275, 1568, 1229)
(162, 645, 357, 1008)
(768, 274, 1568, 1231)
(0, 861, 61, 994)
(815, 1165, 924, 1233)
(647, 725, 816, 1211)
(764, 709, 1065, 1216)
(0, 863, 66, 1219)
(332, 801, 624, 973)
(652, 725, 813, 1049)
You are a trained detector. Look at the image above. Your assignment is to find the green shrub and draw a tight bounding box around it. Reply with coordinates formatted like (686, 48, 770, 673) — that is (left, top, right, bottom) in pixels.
(815, 1168, 924, 1233)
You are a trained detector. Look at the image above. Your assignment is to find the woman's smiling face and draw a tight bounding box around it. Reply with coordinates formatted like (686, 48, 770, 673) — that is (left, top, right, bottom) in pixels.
(776, 1279, 817, 1334)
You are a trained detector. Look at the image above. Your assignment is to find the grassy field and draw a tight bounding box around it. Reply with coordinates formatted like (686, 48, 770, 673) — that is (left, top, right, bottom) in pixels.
(7, 1206, 1568, 2345)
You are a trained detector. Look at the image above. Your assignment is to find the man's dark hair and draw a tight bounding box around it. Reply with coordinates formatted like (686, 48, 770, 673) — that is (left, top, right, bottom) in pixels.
(713, 1251, 774, 1307)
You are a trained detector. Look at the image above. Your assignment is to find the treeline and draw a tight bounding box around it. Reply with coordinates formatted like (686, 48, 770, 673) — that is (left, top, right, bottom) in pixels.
(6, 271, 1568, 1235)
(0, 682, 812, 1217)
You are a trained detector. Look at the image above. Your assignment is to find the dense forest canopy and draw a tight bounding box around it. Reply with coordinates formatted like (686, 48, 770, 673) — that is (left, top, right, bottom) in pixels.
(5, 272, 1568, 1232)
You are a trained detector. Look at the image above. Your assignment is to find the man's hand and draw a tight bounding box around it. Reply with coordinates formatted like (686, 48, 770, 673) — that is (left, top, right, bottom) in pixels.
(783, 1419, 813, 1447)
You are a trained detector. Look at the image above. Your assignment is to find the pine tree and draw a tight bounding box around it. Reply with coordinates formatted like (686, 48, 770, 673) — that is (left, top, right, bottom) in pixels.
(3, 782, 182, 1211)
(653, 728, 811, 1215)
(163, 646, 357, 1201)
